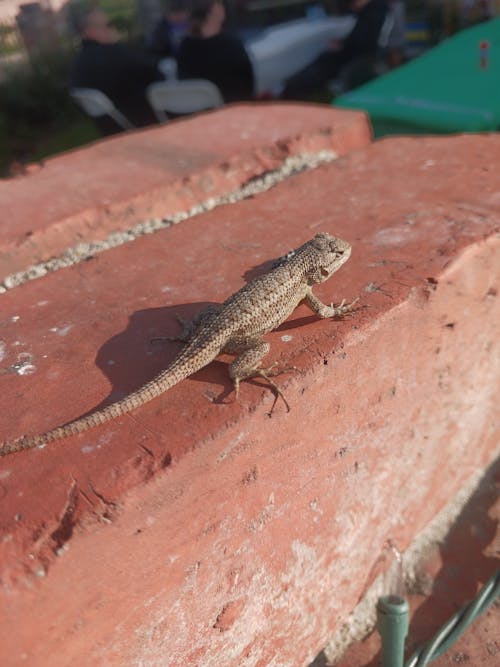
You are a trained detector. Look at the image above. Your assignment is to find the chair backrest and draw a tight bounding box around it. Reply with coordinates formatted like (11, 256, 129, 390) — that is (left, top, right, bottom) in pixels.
(70, 88, 134, 130)
(378, 9, 396, 50)
(146, 80, 224, 122)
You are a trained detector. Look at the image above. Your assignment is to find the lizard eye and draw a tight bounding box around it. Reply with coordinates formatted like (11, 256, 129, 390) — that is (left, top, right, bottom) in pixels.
(320, 267, 330, 277)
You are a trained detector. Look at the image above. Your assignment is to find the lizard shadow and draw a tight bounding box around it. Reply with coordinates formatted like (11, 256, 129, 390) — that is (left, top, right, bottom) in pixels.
(88, 301, 231, 414)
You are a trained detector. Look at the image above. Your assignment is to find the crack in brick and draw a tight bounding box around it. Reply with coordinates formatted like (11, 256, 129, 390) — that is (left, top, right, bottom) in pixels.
(50, 480, 79, 554)
(88, 483, 122, 524)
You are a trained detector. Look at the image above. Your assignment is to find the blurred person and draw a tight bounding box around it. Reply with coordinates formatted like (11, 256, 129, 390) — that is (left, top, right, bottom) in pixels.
(147, 0, 191, 57)
(282, 0, 388, 99)
(177, 0, 254, 102)
(70, 6, 162, 131)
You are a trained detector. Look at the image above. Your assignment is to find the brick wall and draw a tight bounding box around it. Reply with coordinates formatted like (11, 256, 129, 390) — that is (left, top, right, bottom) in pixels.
(0, 105, 498, 666)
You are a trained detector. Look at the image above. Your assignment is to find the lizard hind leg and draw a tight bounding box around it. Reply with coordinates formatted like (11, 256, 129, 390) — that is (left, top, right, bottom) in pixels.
(227, 339, 296, 413)
(151, 304, 222, 345)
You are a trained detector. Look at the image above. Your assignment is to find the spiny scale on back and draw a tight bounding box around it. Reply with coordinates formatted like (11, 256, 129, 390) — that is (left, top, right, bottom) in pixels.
(0, 232, 355, 457)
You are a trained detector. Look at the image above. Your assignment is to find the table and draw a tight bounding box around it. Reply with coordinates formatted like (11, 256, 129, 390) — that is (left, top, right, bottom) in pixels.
(247, 16, 356, 94)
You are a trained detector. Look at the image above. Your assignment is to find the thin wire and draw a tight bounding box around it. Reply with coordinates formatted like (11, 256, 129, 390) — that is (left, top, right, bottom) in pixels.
(404, 570, 500, 667)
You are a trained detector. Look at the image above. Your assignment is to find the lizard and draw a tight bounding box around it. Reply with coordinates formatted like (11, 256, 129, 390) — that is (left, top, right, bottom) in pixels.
(0, 232, 357, 457)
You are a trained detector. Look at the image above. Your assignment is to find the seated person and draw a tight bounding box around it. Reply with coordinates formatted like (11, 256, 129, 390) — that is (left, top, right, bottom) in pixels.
(282, 0, 388, 99)
(146, 0, 191, 57)
(70, 6, 163, 131)
(177, 0, 255, 103)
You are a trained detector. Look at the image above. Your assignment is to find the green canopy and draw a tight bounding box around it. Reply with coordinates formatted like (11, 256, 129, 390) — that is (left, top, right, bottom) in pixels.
(335, 18, 500, 135)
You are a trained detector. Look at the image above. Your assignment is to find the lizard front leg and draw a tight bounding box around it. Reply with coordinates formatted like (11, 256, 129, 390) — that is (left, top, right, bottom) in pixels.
(305, 290, 359, 319)
(226, 338, 295, 412)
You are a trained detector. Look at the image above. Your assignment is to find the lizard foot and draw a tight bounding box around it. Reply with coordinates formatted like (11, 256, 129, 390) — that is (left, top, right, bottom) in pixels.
(232, 365, 297, 413)
(254, 370, 290, 413)
(254, 365, 298, 414)
(330, 297, 360, 318)
(258, 363, 299, 379)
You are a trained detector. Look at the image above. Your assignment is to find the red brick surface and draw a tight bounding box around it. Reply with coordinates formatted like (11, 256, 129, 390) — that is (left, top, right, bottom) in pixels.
(0, 128, 499, 666)
(0, 104, 370, 278)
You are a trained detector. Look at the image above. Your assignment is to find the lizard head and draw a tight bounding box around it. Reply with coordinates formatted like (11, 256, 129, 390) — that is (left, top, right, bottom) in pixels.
(302, 232, 352, 284)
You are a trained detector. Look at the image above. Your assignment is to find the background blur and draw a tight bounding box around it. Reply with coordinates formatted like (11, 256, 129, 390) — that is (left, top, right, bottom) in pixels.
(0, 0, 497, 176)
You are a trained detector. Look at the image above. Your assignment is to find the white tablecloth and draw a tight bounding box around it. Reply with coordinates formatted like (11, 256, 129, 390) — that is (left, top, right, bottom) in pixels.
(247, 16, 356, 94)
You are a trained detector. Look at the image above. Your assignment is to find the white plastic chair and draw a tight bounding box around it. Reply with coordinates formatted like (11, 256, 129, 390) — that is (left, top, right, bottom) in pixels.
(146, 79, 224, 123)
(70, 88, 134, 130)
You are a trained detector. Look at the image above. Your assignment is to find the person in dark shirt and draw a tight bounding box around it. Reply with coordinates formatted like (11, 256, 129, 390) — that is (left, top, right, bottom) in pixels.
(146, 0, 191, 57)
(177, 0, 254, 103)
(282, 0, 388, 99)
(70, 8, 163, 131)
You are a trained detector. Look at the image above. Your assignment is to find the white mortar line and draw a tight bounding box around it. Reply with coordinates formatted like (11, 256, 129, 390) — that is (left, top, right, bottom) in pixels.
(1, 151, 338, 293)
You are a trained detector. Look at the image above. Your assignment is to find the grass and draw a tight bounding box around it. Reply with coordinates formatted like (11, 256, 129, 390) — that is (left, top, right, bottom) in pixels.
(0, 43, 107, 177)
(0, 110, 102, 176)
(30, 116, 101, 164)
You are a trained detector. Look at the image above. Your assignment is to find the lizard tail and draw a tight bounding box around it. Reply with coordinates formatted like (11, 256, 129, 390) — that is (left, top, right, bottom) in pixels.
(1, 337, 222, 457)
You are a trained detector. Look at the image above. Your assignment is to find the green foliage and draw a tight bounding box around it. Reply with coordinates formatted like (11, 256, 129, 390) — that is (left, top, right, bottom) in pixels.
(103, 0, 141, 42)
(31, 117, 100, 163)
(100, 0, 136, 23)
(0, 47, 91, 175)
(0, 21, 22, 56)
(3, 48, 75, 123)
